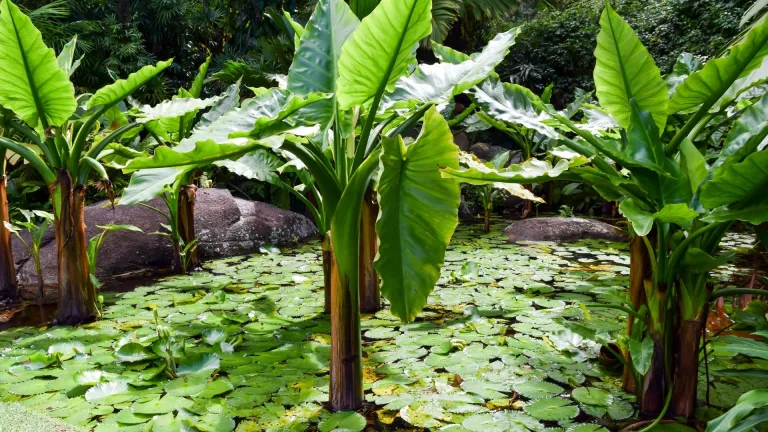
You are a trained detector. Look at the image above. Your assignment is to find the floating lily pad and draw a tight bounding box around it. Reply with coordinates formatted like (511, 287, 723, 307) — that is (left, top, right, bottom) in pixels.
(523, 397, 579, 421)
(571, 387, 613, 407)
(318, 411, 367, 432)
(513, 380, 564, 399)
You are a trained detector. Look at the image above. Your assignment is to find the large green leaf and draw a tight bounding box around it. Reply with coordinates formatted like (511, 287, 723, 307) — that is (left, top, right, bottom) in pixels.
(336, 0, 432, 110)
(124, 139, 271, 172)
(593, 2, 668, 132)
(670, 17, 768, 114)
(89, 59, 173, 109)
(431, 41, 470, 64)
(375, 106, 460, 322)
(120, 167, 196, 206)
(56, 35, 82, 77)
(468, 77, 558, 138)
(287, 0, 360, 129)
(700, 150, 768, 209)
(702, 205, 768, 225)
(0, 0, 76, 129)
(441, 156, 585, 186)
(228, 89, 330, 140)
(713, 336, 768, 360)
(707, 390, 768, 432)
(629, 336, 653, 375)
(214, 149, 282, 183)
(135, 96, 221, 124)
(382, 27, 519, 110)
(712, 91, 768, 170)
(619, 199, 697, 236)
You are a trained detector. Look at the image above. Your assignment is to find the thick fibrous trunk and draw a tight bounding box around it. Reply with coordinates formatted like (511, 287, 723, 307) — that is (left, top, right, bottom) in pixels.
(329, 241, 363, 411)
(521, 184, 533, 218)
(322, 233, 333, 314)
(640, 332, 666, 418)
(0, 176, 17, 300)
(359, 188, 380, 313)
(51, 171, 97, 325)
(624, 234, 651, 392)
(483, 208, 490, 233)
(178, 184, 198, 272)
(670, 319, 704, 418)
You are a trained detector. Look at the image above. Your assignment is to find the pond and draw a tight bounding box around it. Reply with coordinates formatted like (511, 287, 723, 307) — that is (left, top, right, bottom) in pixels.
(0, 220, 764, 431)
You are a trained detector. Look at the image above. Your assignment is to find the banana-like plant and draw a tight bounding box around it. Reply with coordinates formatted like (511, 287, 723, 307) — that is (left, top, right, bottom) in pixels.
(443, 1, 768, 422)
(0, 109, 19, 300)
(120, 0, 523, 410)
(0, 0, 172, 324)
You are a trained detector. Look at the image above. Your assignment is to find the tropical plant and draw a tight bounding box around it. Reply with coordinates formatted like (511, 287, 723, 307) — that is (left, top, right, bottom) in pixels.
(459, 150, 542, 232)
(0, 0, 172, 324)
(117, 0, 527, 411)
(3, 210, 53, 300)
(442, 1, 768, 423)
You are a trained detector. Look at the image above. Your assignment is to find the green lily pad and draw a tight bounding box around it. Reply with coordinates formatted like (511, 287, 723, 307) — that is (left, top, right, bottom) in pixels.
(165, 375, 209, 396)
(523, 397, 579, 421)
(115, 343, 155, 363)
(132, 395, 193, 414)
(178, 353, 220, 376)
(513, 380, 564, 399)
(318, 411, 367, 432)
(571, 387, 613, 407)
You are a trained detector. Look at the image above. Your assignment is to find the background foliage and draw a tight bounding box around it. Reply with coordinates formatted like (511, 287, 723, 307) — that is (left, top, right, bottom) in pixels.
(487, 0, 753, 107)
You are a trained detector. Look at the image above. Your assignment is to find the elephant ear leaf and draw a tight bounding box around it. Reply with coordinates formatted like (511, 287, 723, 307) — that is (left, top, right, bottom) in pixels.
(700, 150, 768, 210)
(670, 17, 768, 115)
(336, 0, 432, 110)
(593, 2, 668, 132)
(0, 0, 76, 129)
(375, 106, 460, 322)
(287, 0, 360, 129)
(89, 59, 173, 110)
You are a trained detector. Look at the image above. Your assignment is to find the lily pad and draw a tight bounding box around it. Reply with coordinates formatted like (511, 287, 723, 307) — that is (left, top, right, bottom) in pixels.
(523, 397, 579, 421)
(571, 387, 613, 407)
(318, 411, 367, 432)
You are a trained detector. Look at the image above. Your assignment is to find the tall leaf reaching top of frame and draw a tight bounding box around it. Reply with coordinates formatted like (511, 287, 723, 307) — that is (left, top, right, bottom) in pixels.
(0, 0, 76, 129)
(375, 107, 460, 322)
(336, 0, 432, 110)
(287, 0, 360, 129)
(670, 17, 768, 114)
(593, 2, 668, 132)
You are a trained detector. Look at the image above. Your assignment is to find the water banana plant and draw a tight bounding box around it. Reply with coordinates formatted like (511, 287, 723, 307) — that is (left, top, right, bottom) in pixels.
(0, 0, 171, 324)
(118, 0, 528, 410)
(442, 1, 768, 422)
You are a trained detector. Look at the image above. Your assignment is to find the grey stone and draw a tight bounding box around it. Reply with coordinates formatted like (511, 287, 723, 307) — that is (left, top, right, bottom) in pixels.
(504, 217, 628, 243)
(12, 188, 317, 287)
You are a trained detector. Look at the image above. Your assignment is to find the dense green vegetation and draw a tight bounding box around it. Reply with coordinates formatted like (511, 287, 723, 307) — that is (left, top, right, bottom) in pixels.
(1, 0, 768, 430)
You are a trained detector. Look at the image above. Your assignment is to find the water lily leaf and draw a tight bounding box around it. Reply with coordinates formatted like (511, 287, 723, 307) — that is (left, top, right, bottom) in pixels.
(165, 375, 209, 396)
(523, 397, 579, 421)
(318, 410, 367, 432)
(462, 411, 543, 432)
(115, 343, 156, 363)
(194, 379, 234, 399)
(460, 379, 509, 400)
(177, 353, 220, 376)
(132, 395, 193, 415)
(115, 408, 152, 424)
(566, 425, 609, 432)
(607, 398, 634, 421)
(192, 414, 236, 432)
(571, 387, 613, 407)
(513, 380, 564, 399)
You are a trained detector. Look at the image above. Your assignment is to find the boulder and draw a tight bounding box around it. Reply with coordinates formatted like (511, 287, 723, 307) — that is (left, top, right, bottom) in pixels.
(453, 133, 470, 151)
(504, 217, 628, 243)
(468, 143, 521, 164)
(12, 188, 317, 287)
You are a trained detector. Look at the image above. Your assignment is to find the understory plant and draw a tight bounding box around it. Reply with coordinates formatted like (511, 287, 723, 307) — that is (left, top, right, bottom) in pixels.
(460, 151, 543, 232)
(443, 1, 768, 423)
(118, 0, 530, 410)
(0, 0, 172, 324)
(87, 224, 143, 305)
(3, 210, 53, 300)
